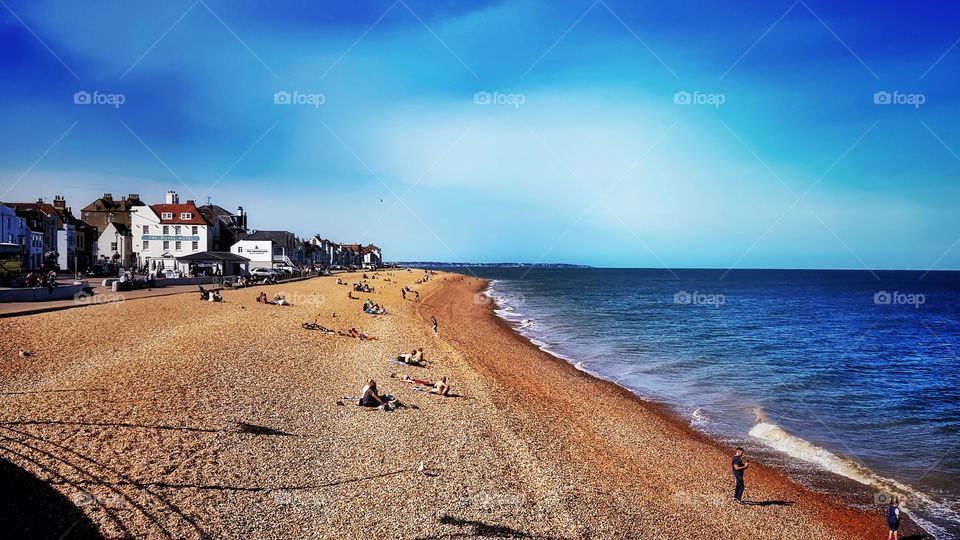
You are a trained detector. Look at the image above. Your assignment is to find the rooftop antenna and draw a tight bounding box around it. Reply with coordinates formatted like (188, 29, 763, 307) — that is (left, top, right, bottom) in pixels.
(206, 196, 212, 205)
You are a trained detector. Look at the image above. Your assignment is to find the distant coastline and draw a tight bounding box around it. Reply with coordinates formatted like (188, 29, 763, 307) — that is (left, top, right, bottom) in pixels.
(388, 262, 592, 268)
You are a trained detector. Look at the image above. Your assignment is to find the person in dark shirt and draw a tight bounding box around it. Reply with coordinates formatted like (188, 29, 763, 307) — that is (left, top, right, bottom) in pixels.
(732, 447, 748, 504)
(887, 497, 900, 540)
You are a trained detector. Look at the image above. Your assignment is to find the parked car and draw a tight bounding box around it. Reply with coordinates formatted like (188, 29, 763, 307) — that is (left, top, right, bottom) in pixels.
(250, 268, 279, 277)
(276, 265, 296, 274)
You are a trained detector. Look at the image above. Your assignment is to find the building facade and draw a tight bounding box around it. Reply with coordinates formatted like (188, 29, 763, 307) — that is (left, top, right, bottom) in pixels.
(230, 230, 302, 269)
(80, 193, 144, 232)
(96, 222, 134, 267)
(130, 191, 210, 271)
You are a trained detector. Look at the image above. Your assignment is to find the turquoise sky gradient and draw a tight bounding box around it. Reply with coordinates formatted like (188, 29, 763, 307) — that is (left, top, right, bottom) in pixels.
(1, 0, 958, 268)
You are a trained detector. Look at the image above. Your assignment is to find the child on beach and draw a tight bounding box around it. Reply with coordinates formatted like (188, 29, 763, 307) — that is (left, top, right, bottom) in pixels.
(887, 497, 900, 540)
(432, 316, 438, 336)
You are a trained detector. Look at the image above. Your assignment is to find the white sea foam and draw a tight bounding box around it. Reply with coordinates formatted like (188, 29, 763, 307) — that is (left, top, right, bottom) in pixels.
(749, 410, 955, 539)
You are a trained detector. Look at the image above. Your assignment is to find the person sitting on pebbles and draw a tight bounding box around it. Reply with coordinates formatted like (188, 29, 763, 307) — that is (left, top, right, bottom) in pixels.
(359, 379, 402, 410)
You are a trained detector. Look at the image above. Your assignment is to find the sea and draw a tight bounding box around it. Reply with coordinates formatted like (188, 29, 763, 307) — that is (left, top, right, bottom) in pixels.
(441, 267, 960, 538)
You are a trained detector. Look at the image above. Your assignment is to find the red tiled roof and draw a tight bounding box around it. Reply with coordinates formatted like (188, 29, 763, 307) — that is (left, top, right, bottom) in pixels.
(6, 202, 65, 228)
(150, 202, 208, 225)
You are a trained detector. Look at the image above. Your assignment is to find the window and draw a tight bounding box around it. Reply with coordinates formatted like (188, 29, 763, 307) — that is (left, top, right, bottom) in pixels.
(192, 241, 198, 251)
(163, 240, 169, 250)
(162, 225, 169, 235)
(180, 212, 192, 220)
(161, 212, 173, 219)
(175, 241, 181, 251)
(110, 242, 117, 251)
(237, 246, 243, 252)
(143, 240, 150, 250)
(142, 225, 148, 234)
(174, 226, 181, 235)
(191, 226, 198, 235)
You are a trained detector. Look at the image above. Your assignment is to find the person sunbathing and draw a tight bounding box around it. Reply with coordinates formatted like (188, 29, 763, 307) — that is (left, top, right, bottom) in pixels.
(398, 350, 427, 366)
(431, 377, 450, 396)
(273, 294, 289, 306)
(392, 374, 450, 396)
(256, 292, 268, 303)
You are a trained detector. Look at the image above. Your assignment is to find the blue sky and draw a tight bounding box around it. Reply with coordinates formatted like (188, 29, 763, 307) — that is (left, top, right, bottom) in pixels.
(0, 0, 958, 268)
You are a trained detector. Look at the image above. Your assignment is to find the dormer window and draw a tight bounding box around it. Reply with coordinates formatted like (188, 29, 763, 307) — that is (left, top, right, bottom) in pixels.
(161, 212, 173, 219)
(180, 212, 192, 220)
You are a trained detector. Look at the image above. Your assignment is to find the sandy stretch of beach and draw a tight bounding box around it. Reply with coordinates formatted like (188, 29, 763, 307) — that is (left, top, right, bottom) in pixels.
(0, 271, 924, 538)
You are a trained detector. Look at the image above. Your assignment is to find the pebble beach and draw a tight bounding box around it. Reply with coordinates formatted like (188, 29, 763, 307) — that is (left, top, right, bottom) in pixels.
(0, 271, 927, 539)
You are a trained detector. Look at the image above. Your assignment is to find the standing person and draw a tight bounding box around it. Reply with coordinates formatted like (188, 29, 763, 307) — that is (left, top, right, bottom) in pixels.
(732, 447, 748, 504)
(432, 316, 438, 337)
(402, 288, 407, 300)
(415, 290, 420, 302)
(887, 497, 900, 540)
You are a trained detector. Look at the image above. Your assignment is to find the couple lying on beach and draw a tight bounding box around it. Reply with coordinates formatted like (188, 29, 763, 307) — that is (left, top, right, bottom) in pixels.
(396, 348, 427, 366)
(342, 327, 377, 340)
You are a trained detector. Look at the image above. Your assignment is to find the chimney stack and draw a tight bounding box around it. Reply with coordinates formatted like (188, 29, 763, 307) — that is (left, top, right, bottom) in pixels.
(127, 193, 140, 203)
(102, 193, 113, 204)
(165, 191, 179, 204)
(53, 195, 66, 210)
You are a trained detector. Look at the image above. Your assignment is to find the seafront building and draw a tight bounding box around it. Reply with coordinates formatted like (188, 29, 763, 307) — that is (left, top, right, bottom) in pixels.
(130, 191, 210, 272)
(231, 230, 302, 269)
(96, 222, 134, 267)
(1, 188, 383, 276)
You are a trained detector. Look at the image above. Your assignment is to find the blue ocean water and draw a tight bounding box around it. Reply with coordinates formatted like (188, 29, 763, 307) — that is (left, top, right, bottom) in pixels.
(448, 267, 960, 538)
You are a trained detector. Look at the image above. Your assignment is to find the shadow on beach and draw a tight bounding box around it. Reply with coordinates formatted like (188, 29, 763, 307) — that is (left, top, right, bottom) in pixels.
(411, 515, 560, 539)
(742, 499, 795, 507)
(0, 455, 104, 539)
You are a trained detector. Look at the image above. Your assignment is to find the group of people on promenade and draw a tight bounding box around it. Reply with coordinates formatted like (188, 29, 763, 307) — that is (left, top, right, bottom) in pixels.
(23, 270, 58, 291)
